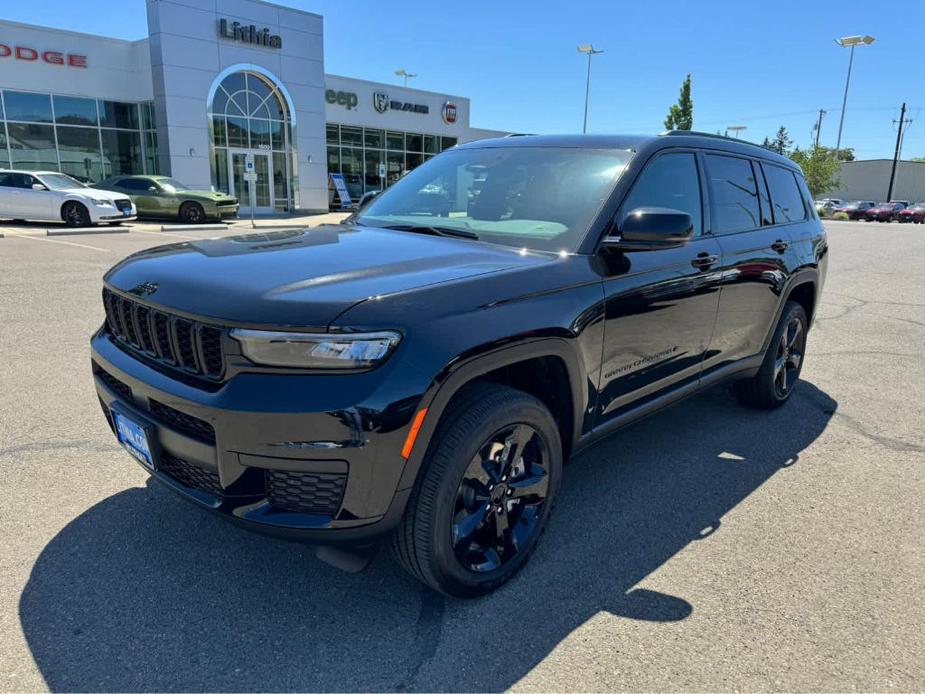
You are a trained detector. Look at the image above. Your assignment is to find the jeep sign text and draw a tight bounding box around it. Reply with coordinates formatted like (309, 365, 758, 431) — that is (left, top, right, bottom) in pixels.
(326, 89, 358, 110)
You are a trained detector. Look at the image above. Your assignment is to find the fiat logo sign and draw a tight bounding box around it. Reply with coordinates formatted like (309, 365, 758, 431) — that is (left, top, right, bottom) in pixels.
(442, 101, 458, 124)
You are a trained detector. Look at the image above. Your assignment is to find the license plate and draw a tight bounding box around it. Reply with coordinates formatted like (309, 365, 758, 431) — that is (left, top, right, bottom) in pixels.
(123, 208, 132, 216)
(113, 411, 154, 469)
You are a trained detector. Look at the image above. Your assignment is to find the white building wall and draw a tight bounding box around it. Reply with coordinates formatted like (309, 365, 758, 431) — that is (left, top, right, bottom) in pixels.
(145, 0, 328, 211)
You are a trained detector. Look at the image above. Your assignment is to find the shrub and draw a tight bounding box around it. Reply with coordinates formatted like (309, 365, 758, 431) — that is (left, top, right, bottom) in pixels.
(833, 212, 849, 221)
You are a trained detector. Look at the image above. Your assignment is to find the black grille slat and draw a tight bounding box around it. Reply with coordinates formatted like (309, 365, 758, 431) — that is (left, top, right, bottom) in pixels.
(159, 454, 223, 496)
(149, 399, 216, 443)
(96, 368, 132, 401)
(266, 470, 347, 517)
(101, 289, 224, 380)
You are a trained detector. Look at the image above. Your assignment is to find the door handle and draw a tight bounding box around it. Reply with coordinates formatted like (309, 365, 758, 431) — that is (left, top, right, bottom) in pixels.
(771, 239, 790, 253)
(690, 253, 718, 269)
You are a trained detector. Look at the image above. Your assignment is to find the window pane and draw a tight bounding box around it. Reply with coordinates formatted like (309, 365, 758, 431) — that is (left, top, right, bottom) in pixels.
(364, 128, 383, 148)
(405, 151, 423, 171)
(265, 93, 286, 120)
(99, 101, 139, 129)
(364, 149, 383, 192)
(227, 117, 248, 147)
(142, 102, 156, 130)
(326, 124, 339, 145)
(213, 148, 228, 194)
(211, 116, 226, 147)
(386, 150, 404, 185)
(211, 87, 229, 116)
(273, 151, 288, 211)
(56, 126, 103, 182)
(341, 126, 362, 147)
(7, 123, 57, 169)
(53, 96, 98, 126)
(0, 130, 9, 168)
(4, 91, 53, 122)
(386, 131, 404, 150)
(340, 147, 363, 199)
(423, 135, 438, 154)
(100, 129, 142, 177)
(327, 146, 340, 173)
(621, 152, 702, 236)
(755, 162, 773, 225)
(763, 163, 807, 224)
(249, 118, 271, 149)
(246, 74, 272, 114)
(705, 154, 760, 233)
(145, 131, 159, 174)
(440, 136, 457, 151)
(405, 133, 423, 152)
(270, 120, 285, 151)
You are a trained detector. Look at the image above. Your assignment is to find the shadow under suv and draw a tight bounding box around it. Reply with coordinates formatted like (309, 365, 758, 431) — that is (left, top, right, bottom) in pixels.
(91, 132, 827, 597)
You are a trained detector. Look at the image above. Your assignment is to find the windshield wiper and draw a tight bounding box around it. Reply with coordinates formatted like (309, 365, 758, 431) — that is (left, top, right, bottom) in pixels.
(380, 224, 479, 240)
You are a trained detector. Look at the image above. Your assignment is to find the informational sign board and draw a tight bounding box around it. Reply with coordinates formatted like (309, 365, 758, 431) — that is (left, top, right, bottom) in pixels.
(378, 163, 386, 179)
(243, 172, 258, 182)
(330, 173, 352, 209)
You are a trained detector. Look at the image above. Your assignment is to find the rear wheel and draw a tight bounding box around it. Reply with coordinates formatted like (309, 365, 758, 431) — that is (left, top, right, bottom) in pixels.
(61, 201, 90, 227)
(179, 201, 206, 224)
(391, 383, 562, 597)
(736, 301, 808, 409)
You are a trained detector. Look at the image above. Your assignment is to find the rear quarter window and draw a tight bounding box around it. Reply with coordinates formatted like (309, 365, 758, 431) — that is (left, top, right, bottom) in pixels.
(763, 163, 808, 224)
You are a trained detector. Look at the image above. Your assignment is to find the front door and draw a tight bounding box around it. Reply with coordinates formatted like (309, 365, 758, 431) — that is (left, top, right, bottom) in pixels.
(595, 150, 723, 425)
(229, 150, 274, 214)
(11, 173, 53, 219)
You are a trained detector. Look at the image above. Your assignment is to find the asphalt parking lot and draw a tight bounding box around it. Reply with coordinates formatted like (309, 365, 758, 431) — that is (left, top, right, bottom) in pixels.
(0, 218, 922, 691)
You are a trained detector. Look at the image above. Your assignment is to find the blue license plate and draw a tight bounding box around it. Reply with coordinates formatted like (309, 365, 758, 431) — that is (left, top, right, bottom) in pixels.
(123, 208, 132, 216)
(113, 411, 154, 469)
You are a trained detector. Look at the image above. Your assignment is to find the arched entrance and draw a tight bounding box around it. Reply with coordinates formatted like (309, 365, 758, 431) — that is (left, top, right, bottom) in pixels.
(207, 66, 297, 214)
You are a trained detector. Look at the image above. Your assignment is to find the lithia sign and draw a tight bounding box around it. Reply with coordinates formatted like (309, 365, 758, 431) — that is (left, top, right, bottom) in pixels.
(218, 19, 282, 49)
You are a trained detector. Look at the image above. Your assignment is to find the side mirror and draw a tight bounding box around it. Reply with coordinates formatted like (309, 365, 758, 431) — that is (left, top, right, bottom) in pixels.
(356, 190, 380, 210)
(147, 186, 158, 194)
(603, 207, 693, 251)
(32, 183, 47, 191)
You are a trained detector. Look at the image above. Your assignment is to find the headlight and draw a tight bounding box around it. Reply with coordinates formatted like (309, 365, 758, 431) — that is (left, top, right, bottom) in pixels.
(90, 198, 113, 206)
(231, 329, 401, 369)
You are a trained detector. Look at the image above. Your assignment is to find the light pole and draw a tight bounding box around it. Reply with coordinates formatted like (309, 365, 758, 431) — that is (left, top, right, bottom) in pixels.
(726, 125, 747, 139)
(394, 69, 417, 88)
(834, 35, 874, 159)
(577, 44, 604, 134)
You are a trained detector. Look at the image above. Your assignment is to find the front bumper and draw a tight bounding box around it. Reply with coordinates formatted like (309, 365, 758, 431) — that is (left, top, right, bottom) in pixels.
(91, 329, 425, 544)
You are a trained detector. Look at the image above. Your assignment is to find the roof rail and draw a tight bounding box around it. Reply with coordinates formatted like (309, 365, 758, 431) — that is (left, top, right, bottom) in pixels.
(660, 129, 755, 144)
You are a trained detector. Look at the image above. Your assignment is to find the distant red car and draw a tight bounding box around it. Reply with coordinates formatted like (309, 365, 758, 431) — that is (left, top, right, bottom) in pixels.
(840, 200, 877, 220)
(864, 202, 906, 222)
(897, 204, 925, 224)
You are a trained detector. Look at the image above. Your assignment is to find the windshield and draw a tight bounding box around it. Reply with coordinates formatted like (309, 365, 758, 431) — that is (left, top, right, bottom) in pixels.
(38, 173, 87, 190)
(355, 146, 633, 252)
(157, 177, 188, 193)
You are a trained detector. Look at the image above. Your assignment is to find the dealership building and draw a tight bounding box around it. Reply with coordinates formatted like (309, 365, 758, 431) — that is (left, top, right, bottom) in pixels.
(0, 0, 506, 213)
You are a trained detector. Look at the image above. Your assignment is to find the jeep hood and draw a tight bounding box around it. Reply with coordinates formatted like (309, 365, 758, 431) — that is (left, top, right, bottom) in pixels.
(104, 225, 551, 328)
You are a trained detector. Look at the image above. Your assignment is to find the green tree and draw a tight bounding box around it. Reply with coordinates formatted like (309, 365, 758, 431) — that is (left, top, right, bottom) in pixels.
(762, 126, 793, 155)
(836, 147, 856, 162)
(911, 156, 925, 163)
(664, 74, 693, 130)
(790, 146, 841, 198)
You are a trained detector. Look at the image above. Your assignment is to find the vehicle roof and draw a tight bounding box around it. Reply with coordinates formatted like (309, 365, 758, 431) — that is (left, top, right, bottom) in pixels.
(0, 169, 66, 176)
(455, 131, 799, 169)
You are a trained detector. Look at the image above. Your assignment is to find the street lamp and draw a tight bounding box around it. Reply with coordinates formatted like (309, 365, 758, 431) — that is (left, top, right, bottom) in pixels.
(394, 69, 417, 88)
(834, 34, 874, 159)
(577, 44, 604, 134)
(726, 125, 747, 139)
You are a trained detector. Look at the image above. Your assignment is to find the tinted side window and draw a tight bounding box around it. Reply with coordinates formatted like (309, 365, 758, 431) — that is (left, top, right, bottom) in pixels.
(120, 179, 151, 191)
(11, 173, 37, 189)
(763, 163, 807, 224)
(0, 173, 13, 187)
(705, 154, 760, 234)
(621, 152, 702, 236)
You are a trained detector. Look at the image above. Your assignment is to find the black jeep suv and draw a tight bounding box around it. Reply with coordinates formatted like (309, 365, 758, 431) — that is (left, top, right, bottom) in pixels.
(92, 132, 827, 597)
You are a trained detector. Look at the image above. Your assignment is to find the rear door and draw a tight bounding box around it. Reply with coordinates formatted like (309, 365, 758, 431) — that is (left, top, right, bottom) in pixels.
(705, 154, 799, 372)
(595, 149, 723, 423)
(0, 172, 14, 215)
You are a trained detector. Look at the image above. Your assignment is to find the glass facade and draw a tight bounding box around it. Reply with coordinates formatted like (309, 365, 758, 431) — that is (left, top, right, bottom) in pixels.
(208, 71, 294, 212)
(326, 123, 457, 201)
(0, 90, 157, 183)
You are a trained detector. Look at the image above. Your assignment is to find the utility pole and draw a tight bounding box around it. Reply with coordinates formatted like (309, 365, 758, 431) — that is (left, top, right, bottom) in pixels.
(813, 109, 827, 149)
(887, 103, 909, 202)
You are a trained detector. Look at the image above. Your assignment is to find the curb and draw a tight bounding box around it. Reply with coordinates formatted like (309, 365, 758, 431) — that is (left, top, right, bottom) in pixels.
(161, 223, 229, 232)
(47, 227, 129, 236)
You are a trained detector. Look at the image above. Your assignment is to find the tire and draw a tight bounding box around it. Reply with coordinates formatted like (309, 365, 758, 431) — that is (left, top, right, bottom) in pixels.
(108, 221, 123, 226)
(61, 201, 90, 227)
(391, 383, 563, 597)
(179, 201, 206, 224)
(735, 301, 808, 409)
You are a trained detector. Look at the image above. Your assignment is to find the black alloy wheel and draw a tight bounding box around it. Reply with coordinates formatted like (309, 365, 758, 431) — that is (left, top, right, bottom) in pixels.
(180, 202, 205, 224)
(62, 201, 90, 227)
(773, 314, 805, 398)
(451, 423, 550, 573)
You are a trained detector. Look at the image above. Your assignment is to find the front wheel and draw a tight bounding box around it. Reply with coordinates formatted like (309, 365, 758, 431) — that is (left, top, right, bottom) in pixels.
(61, 201, 90, 227)
(391, 383, 562, 597)
(179, 201, 206, 224)
(736, 301, 808, 409)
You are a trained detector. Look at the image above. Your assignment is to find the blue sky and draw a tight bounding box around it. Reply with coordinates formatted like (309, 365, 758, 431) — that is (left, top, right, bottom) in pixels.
(5, 0, 924, 159)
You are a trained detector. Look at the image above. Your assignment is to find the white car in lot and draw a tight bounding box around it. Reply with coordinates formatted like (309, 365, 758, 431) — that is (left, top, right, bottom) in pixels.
(0, 169, 137, 226)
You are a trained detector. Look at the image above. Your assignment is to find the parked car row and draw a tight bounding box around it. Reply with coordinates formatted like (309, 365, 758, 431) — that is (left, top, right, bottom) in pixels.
(0, 169, 238, 226)
(816, 198, 925, 223)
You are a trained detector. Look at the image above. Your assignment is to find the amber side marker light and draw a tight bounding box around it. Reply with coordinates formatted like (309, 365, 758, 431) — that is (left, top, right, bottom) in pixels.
(401, 408, 428, 459)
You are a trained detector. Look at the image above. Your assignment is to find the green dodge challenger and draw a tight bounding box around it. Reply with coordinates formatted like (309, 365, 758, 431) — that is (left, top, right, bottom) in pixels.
(98, 175, 239, 223)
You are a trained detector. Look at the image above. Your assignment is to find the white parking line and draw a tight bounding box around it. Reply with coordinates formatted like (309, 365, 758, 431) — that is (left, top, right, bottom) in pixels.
(4, 231, 110, 252)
